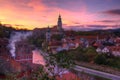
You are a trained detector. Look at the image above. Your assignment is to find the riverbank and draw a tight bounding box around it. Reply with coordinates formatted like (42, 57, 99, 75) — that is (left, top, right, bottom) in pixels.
(75, 61, 120, 76)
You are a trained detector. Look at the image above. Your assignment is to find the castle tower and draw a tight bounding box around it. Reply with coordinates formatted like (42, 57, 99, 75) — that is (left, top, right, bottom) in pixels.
(57, 14, 63, 32)
(46, 26, 51, 42)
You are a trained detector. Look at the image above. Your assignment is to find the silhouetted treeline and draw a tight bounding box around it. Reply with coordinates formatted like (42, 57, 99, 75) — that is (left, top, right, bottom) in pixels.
(65, 28, 120, 37)
(0, 24, 31, 38)
(0, 25, 15, 38)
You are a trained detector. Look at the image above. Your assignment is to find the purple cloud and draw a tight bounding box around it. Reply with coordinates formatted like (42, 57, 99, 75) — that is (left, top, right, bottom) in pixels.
(14, 24, 24, 26)
(95, 20, 120, 23)
(63, 24, 119, 31)
(102, 9, 120, 15)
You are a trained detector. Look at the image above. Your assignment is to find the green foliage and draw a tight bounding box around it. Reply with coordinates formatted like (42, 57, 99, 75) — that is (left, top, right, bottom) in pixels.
(84, 47, 97, 62)
(55, 50, 74, 68)
(106, 57, 120, 69)
(32, 66, 54, 80)
(107, 59, 116, 67)
(94, 54, 120, 69)
(48, 50, 74, 69)
(0, 25, 15, 38)
(66, 46, 120, 69)
(51, 34, 63, 41)
(27, 36, 44, 48)
(67, 46, 97, 62)
(94, 54, 107, 65)
(69, 48, 88, 62)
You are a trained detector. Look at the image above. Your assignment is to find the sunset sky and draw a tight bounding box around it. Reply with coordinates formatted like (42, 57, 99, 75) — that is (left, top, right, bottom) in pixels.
(0, 0, 120, 30)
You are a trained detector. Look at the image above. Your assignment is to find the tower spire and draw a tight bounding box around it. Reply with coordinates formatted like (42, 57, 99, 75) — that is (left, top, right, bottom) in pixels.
(57, 14, 62, 31)
(59, 12, 61, 17)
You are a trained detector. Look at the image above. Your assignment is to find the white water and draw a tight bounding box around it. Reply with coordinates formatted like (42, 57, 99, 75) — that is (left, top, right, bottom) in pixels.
(8, 31, 32, 58)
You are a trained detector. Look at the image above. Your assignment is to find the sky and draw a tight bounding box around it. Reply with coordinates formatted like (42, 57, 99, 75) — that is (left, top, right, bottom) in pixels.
(0, 0, 120, 30)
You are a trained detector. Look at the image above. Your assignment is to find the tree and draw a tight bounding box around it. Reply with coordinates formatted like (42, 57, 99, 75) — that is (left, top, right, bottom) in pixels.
(42, 50, 75, 79)
(27, 35, 44, 48)
(94, 54, 107, 65)
(51, 34, 63, 41)
(67, 47, 88, 62)
(32, 66, 54, 80)
(0, 25, 15, 38)
(67, 46, 97, 62)
(85, 47, 97, 62)
(55, 50, 74, 68)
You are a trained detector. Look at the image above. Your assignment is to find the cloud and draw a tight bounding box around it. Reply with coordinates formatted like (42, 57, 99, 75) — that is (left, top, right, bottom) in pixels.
(13, 24, 25, 27)
(71, 21, 81, 25)
(102, 9, 120, 15)
(41, 0, 85, 12)
(64, 24, 119, 31)
(95, 20, 120, 23)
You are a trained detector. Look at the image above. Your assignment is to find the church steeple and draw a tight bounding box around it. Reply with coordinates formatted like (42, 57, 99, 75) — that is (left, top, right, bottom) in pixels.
(59, 14, 61, 18)
(57, 14, 62, 31)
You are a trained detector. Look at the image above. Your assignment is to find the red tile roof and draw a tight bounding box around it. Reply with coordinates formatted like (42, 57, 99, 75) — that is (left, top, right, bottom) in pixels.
(75, 35, 106, 40)
(49, 41, 62, 46)
(108, 46, 120, 51)
(56, 72, 80, 80)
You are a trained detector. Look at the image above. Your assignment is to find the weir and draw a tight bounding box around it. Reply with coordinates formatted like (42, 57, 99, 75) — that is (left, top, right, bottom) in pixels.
(7, 31, 73, 79)
(8, 31, 32, 59)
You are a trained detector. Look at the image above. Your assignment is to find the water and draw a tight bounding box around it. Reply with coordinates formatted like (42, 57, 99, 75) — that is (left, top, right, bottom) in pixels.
(32, 50, 69, 77)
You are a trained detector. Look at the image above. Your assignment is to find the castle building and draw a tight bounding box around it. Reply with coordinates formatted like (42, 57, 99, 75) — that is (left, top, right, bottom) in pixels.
(46, 26, 51, 42)
(46, 15, 64, 42)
